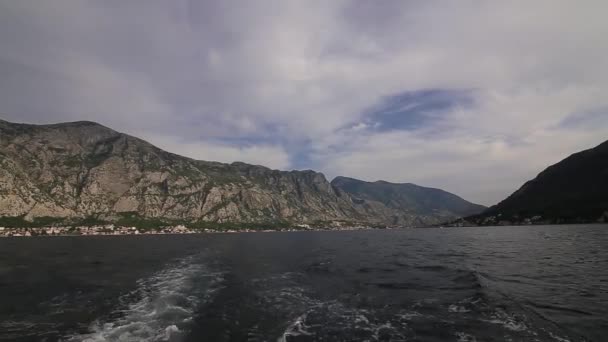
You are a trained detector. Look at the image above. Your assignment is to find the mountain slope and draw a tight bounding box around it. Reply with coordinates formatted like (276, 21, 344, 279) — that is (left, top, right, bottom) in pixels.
(331, 176, 486, 225)
(0, 119, 366, 225)
(475, 140, 608, 223)
(0, 119, 481, 227)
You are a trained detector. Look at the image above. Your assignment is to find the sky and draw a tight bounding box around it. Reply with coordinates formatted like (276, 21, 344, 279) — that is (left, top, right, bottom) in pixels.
(1, 1, 607, 206)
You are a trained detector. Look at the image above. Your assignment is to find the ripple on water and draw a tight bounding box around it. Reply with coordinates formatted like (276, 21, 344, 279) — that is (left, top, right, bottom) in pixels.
(273, 267, 577, 342)
(62, 255, 224, 342)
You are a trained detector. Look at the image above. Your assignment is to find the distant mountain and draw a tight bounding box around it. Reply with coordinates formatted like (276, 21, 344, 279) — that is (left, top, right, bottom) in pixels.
(0, 119, 481, 228)
(467, 140, 608, 225)
(331, 177, 486, 225)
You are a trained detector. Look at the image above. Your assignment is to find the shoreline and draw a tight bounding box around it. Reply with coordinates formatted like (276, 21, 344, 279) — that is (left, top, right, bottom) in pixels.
(1, 222, 605, 238)
(0, 225, 401, 238)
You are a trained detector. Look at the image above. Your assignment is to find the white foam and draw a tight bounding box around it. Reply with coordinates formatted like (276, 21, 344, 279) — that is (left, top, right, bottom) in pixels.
(456, 332, 478, 342)
(395, 311, 422, 321)
(278, 298, 415, 341)
(449, 304, 471, 313)
(64, 256, 223, 342)
(278, 313, 313, 342)
(549, 331, 571, 342)
(354, 314, 370, 325)
(164, 325, 180, 340)
(482, 309, 528, 332)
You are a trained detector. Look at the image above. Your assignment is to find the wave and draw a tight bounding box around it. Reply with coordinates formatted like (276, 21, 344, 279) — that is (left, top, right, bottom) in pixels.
(460, 270, 581, 341)
(278, 301, 417, 342)
(63, 255, 224, 342)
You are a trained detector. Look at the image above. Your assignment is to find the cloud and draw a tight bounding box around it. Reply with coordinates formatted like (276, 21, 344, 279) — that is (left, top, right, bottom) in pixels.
(0, 1, 607, 205)
(356, 89, 473, 133)
(133, 133, 291, 171)
(314, 102, 608, 205)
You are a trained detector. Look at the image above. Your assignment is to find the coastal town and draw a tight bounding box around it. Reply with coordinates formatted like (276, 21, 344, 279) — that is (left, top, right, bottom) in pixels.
(0, 224, 195, 237)
(0, 223, 384, 237)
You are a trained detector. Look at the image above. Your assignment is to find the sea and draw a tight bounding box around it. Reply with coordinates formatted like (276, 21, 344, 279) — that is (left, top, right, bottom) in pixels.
(0, 225, 606, 342)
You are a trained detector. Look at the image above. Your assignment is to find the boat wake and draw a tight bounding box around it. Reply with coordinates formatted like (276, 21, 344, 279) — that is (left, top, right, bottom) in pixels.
(63, 255, 224, 342)
(274, 268, 577, 342)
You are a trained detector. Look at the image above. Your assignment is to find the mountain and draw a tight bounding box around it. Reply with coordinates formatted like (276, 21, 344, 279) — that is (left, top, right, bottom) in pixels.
(0, 119, 480, 228)
(467, 140, 608, 225)
(331, 177, 486, 225)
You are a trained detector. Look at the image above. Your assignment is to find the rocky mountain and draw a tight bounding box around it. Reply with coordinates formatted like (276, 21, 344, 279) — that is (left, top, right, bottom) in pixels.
(332, 177, 486, 225)
(0, 119, 481, 228)
(466, 140, 608, 225)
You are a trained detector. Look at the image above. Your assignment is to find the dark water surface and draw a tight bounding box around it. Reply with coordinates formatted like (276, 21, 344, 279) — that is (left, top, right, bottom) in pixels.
(0, 225, 607, 341)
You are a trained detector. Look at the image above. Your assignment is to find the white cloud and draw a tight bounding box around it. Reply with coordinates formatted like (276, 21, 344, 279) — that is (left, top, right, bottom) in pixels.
(313, 89, 608, 205)
(0, 0, 607, 204)
(134, 133, 291, 171)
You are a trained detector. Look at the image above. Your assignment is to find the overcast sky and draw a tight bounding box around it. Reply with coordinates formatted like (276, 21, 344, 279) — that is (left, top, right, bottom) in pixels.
(1, 1, 607, 205)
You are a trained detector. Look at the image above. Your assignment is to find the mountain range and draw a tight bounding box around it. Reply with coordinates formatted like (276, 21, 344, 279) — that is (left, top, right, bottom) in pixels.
(0, 119, 485, 228)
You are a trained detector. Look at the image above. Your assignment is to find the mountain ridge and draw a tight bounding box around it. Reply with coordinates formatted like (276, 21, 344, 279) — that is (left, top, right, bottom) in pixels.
(331, 176, 486, 221)
(0, 118, 484, 228)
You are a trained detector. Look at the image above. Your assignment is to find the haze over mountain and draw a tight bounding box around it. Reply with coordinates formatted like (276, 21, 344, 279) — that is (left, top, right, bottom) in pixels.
(465, 140, 608, 225)
(332, 177, 485, 222)
(0, 119, 484, 227)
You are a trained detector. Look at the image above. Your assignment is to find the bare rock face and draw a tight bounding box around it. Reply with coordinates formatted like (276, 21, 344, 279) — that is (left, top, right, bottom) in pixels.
(0, 119, 480, 226)
(0, 120, 361, 224)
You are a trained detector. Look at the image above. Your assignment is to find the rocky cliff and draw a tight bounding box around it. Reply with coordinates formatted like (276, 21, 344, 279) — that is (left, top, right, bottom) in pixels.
(0, 119, 480, 227)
